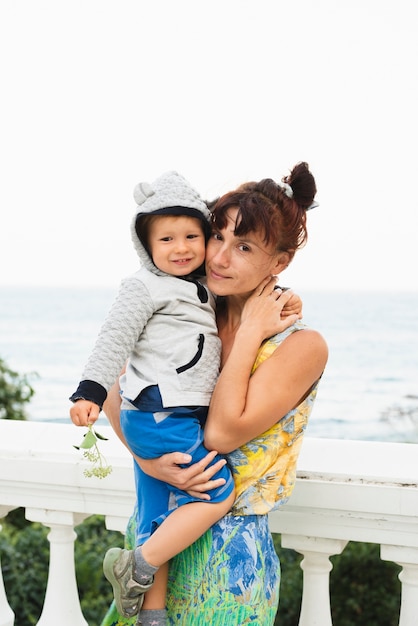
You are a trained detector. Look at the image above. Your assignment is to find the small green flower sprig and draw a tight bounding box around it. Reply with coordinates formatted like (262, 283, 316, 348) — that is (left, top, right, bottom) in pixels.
(74, 424, 113, 479)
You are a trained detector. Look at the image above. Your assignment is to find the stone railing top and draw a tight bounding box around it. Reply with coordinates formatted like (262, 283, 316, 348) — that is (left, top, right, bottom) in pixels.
(297, 436, 418, 487)
(0, 420, 136, 520)
(1, 420, 417, 485)
(1, 421, 418, 537)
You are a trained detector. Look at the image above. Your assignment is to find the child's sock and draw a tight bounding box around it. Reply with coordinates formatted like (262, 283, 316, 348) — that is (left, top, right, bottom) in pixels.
(133, 546, 159, 585)
(137, 608, 167, 626)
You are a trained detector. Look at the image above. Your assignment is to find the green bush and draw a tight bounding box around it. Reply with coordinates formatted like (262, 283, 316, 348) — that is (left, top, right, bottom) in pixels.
(0, 508, 48, 625)
(0, 357, 36, 420)
(75, 515, 124, 625)
(330, 541, 401, 626)
(274, 537, 303, 625)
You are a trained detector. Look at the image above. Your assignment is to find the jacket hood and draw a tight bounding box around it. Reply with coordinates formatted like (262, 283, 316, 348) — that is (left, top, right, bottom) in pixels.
(130, 171, 211, 275)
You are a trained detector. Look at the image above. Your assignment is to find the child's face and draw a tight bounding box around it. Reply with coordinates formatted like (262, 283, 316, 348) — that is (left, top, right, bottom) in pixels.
(148, 215, 206, 276)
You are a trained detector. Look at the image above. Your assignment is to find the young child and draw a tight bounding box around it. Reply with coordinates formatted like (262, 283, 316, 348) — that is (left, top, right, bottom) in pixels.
(70, 171, 236, 626)
(70, 171, 301, 626)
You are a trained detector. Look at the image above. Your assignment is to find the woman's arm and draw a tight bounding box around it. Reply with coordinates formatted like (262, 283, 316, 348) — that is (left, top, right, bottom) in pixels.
(204, 280, 328, 454)
(102, 379, 126, 446)
(138, 452, 229, 500)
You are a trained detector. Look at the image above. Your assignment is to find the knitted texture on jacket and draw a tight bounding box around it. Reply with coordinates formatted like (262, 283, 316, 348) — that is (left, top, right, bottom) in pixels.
(71, 171, 220, 409)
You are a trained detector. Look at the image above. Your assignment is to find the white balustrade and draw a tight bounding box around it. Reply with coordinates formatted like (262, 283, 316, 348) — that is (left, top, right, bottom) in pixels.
(381, 545, 418, 626)
(25, 509, 89, 626)
(280, 535, 348, 626)
(0, 421, 135, 626)
(0, 421, 418, 626)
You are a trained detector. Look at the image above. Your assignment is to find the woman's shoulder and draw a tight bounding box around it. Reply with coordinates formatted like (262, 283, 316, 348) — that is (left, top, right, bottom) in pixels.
(271, 321, 326, 350)
(252, 321, 327, 373)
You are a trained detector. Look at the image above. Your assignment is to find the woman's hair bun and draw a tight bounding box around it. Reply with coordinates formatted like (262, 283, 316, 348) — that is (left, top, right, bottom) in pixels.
(284, 162, 317, 211)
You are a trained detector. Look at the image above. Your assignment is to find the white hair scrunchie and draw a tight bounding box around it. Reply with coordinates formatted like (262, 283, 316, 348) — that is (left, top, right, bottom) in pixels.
(281, 182, 293, 199)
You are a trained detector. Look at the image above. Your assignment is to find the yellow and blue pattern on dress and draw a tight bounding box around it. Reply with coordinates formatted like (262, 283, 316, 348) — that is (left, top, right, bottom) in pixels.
(101, 321, 320, 626)
(229, 321, 318, 516)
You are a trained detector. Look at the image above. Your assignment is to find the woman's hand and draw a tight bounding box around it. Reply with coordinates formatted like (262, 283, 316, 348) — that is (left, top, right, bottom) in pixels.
(136, 450, 228, 500)
(240, 276, 300, 341)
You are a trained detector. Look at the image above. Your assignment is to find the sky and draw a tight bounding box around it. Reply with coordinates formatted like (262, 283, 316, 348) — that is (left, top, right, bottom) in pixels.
(1, 0, 417, 293)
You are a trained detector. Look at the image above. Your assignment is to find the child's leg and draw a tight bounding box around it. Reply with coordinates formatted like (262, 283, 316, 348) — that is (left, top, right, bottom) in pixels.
(141, 562, 168, 610)
(137, 609, 167, 626)
(103, 460, 171, 618)
(104, 485, 234, 618)
(140, 490, 235, 568)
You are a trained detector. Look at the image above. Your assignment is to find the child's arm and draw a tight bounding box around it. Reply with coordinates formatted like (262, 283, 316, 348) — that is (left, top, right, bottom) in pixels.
(280, 288, 303, 318)
(69, 278, 153, 424)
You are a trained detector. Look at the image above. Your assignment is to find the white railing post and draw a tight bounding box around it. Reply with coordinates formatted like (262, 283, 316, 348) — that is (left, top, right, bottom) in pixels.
(381, 545, 418, 626)
(104, 515, 130, 534)
(25, 508, 89, 626)
(281, 535, 348, 626)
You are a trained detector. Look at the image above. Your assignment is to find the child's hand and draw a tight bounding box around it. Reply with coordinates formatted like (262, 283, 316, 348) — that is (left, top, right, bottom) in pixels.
(70, 400, 100, 427)
(241, 278, 300, 341)
(281, 290, 303, 319)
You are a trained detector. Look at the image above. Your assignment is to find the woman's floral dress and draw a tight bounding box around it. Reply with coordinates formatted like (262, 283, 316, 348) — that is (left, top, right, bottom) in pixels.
(101, 322, 320, 626)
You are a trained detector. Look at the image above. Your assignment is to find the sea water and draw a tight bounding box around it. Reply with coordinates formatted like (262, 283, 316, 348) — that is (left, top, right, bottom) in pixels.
(1, 286, 417, 443)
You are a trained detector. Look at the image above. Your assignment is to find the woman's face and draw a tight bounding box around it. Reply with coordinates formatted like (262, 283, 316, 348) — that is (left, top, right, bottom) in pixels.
(205, 207, 288, 297)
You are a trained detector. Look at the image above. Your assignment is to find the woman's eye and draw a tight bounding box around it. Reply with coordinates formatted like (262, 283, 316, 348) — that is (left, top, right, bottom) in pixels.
(238, 243, 250, 252)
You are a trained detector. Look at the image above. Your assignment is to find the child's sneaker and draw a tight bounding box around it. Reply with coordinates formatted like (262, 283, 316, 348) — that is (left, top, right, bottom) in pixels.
(103, 547, 154, 618)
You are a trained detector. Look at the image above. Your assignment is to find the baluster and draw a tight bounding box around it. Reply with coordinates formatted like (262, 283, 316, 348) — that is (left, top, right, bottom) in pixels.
(281, 534, 347, 626)
(104, 514, 130, 534)
(25, 508, 89, 626)
(381, 544, 418, 626)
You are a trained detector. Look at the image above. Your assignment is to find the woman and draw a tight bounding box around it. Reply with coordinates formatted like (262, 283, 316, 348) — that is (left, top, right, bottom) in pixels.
(102, 162, 328, 626)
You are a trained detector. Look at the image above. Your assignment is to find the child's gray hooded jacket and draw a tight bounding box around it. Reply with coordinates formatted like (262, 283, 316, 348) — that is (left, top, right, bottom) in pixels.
(70, 171, 220, 410)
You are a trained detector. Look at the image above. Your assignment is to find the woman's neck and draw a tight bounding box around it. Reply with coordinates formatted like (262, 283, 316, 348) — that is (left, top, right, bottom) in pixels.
(216, 295, 247, 367)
